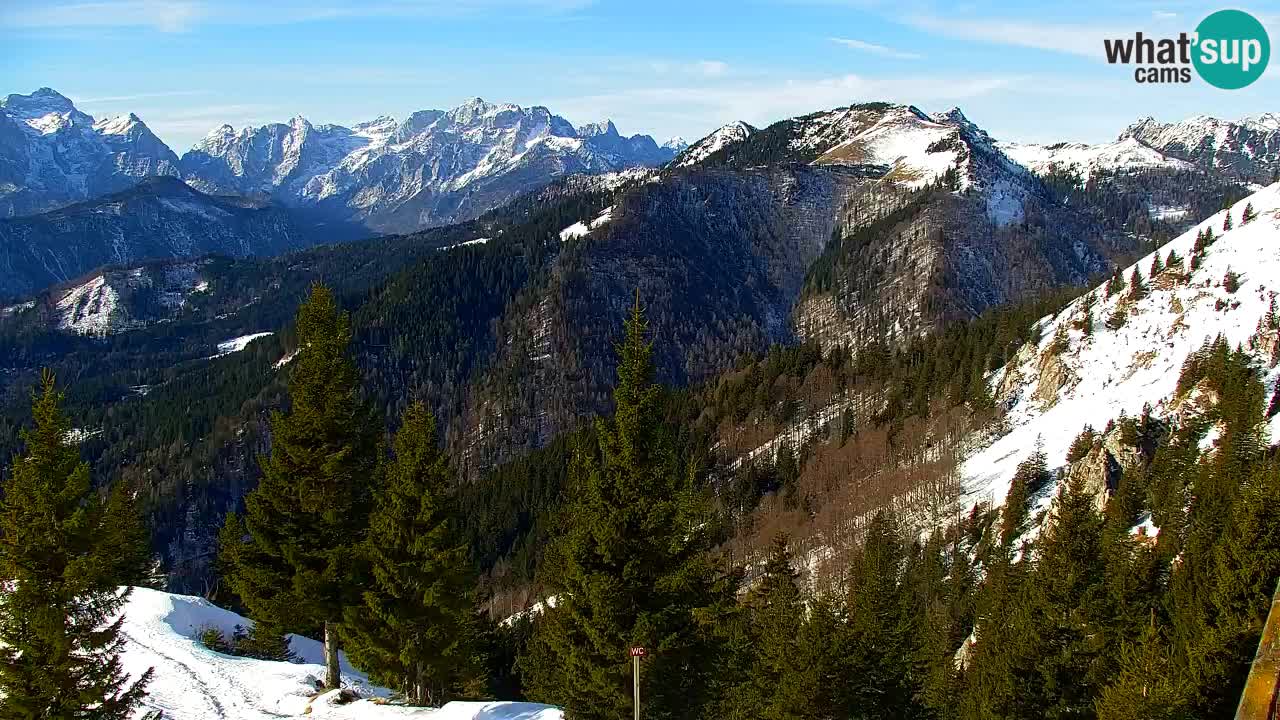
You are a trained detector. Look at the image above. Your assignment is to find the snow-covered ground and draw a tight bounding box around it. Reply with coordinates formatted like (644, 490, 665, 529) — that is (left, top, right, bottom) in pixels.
(962, 182, 1280, 511)
(214, 332, 274, 357)
(1000, 137, 1195, 180)
(57, 275, 121, 336)
(118, 587, 563, 720)
(558, 206, 614, 241)
(675, 121, 754, 166)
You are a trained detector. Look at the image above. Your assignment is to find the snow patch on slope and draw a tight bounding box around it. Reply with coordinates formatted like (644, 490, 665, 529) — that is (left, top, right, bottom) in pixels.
(559, 206, 615, 241)
(56, 275, 121, 336)
(214, 332, 274, 357)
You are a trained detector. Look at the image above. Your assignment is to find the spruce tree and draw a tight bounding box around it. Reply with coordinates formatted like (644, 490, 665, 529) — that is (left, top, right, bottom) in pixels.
(1127, 266, 1147, 302)
(1000, 445, 1048, 548)
(729, 535, 824, 720)
(1222, 210, 1233, 232)
(1192, 228, 1209, 255)
(342, 401, 481, 706)
(1240, 202, 1256, 224)
(1104, 269, 1125, 298)
(1149, 252, 1164, 277)
(1065, 425, 1096, 464)
(0, 372, 154, 718)
(841, 510, 919, 719)
(522, 297, 729, 720)
(219, 283, 379, 690)
(1094, 622, 1192, 720)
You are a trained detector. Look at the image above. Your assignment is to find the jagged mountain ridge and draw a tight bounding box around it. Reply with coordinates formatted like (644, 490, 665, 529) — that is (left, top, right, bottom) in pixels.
(0, 88, 679, 237)
(178, 99, 679, 233)
(1003, 112, 1280, 183)
(1120, 113, 1280, 183)
(0, 88, 180, 218)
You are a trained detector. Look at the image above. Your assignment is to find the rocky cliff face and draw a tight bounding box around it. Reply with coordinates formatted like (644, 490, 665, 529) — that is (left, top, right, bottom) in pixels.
(791, 105, 1115, 351)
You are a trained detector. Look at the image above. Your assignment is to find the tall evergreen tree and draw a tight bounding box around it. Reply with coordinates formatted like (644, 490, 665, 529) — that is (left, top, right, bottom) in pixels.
(1127, 267, 1147, 302)
(1029, 471, 1111, 717)
(0, 372, 153, 718)
(1094, 622, 1192, 720)
(1001, 445, 1049, 549)
(521, 297, 730, 720)
(1240, 202, 1256, 224)
(342, 401, 481, 705)
(841, 510, 919, 719)
(727, 534, 826, 720)
(219, 283, 380, 689)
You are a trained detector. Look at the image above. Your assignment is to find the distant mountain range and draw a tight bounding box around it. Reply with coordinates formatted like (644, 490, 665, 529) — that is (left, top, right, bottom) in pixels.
(0, 177, 342, 298)
(0, 89, 683, 233)
(0, 88, 181, 218)
(1002, 113, 1280, 182)
(0, 85, 1274, 303)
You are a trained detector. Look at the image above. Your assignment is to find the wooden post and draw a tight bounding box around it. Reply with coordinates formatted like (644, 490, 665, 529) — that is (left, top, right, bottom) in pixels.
(324, 621, 341, 690)
(1235, 579, 1280, 720)
(629, 646, 646, 720)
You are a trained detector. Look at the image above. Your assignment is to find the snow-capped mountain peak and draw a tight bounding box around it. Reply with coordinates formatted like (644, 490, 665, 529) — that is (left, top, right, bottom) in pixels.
(93, 113, 144, 136)
(1250, 112, 1280, 132)
(1001, 136, 1196, 180)
(578, 119, 620, 138)
(662, 136, 689, 151)
(177, 97, 678, 233)
(1117, 112, 1280, 181)
(675, 120, 756, 166)
(2, 87, 94, 136)
(0, 88, 181, 217)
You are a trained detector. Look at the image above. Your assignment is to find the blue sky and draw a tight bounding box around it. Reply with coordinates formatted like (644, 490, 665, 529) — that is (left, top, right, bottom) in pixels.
(2, 0, 1277, 151)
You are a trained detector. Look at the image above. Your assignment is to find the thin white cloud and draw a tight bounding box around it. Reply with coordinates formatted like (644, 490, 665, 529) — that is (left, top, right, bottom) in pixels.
(831, 37, 923, 60)
(645, 60, 732, 78)
(902, 14, 1124, 59)
(1, 0, 594, 31)
(1153, 11, 1178, 20)
(2, 1, 208, 32)
(548, 71, 1024, 144)
(73, 90, 211, 104)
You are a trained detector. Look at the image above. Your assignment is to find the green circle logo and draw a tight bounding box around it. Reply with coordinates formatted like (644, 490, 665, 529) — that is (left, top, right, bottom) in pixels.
(1193, 9, 1270, 89)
